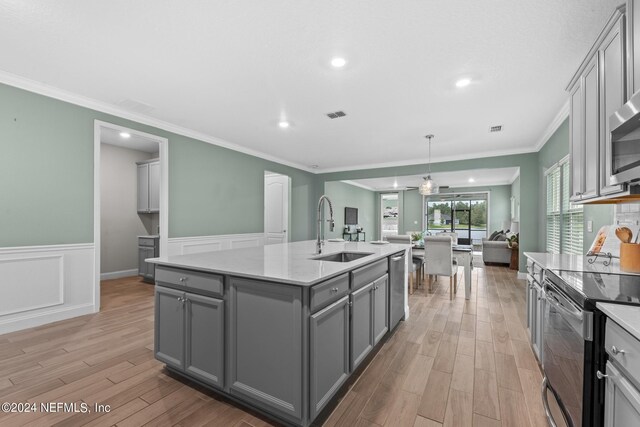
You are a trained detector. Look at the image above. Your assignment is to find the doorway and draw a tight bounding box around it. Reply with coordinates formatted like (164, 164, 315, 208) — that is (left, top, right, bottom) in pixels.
(93, 120, 168, 310)
(264, 171, 291, 245)
(380, 193, 399, 239)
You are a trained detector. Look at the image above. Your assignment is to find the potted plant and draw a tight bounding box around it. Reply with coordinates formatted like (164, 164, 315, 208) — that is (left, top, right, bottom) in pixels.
(507, 233, 519, 249)
(411, 232, 423, 247)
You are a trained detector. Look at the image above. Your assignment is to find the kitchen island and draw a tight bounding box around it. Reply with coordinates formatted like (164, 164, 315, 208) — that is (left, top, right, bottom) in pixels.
(147, 240, 408, 426)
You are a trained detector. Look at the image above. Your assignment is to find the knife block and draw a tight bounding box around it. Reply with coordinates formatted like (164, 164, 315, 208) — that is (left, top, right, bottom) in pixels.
(620, 243, 640, 273)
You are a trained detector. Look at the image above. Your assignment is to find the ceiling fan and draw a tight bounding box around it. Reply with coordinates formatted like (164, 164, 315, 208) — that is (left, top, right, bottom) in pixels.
(405, 180, 449, 191)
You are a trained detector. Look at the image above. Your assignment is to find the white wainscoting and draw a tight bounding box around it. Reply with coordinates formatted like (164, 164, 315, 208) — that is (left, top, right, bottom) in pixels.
(0, 243, 96, 335)
(167, 233, 266, 256)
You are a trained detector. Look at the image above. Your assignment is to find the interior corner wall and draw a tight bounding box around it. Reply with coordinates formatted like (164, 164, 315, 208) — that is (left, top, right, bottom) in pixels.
(537, 118, 614, 253)
(323, 181, 377, 240)
(100, 144, 154, 274)
(511, 174, 521, 223)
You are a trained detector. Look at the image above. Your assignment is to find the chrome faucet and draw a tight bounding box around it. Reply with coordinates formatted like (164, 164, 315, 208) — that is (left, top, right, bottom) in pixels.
(316, 195, 335, 254)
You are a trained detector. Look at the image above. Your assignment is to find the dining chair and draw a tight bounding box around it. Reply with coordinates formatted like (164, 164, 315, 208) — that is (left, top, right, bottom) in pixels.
(424, 236, 458, 299)
(384, 235, 422, 293)
(436, 231, 458, 245)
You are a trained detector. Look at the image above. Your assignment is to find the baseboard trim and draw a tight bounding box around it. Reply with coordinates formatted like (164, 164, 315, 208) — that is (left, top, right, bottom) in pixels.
(0, 303, 96, 335)
(517, 272, 527, 280)
(101, 269, 138, 280)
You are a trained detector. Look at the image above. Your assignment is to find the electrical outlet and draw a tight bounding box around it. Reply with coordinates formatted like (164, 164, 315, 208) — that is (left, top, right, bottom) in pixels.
(587, 220, 593, 233)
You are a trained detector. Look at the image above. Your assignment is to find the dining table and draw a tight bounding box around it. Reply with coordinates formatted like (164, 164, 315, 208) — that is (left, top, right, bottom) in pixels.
(411, 244, 474, 300)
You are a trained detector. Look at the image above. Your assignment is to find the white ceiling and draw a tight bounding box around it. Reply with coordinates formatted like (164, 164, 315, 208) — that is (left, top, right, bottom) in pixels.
(343, 167, 520, 191)
(0, 0, 621, 172)
(100, 126, 159, 153)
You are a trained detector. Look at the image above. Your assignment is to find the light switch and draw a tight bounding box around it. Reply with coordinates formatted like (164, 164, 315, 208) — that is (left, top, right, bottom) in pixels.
(587, 220, 593, 233)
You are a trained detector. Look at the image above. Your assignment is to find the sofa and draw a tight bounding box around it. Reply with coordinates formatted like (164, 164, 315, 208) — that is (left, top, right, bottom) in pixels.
(481, 237, 511, 265)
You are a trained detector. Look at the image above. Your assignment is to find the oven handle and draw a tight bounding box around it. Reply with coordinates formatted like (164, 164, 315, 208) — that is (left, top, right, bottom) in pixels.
(541, 377, 559, 427)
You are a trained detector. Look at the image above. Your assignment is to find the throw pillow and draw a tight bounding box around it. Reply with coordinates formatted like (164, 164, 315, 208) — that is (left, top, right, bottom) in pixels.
(495, 233, 507, 241)
(488, 230, 500, 241)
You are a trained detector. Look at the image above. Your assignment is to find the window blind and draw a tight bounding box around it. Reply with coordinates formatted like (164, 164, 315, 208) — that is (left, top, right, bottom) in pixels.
(545, 158, 583, 254)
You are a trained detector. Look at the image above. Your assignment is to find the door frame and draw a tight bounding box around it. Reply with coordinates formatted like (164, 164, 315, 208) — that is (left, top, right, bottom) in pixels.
(422, 191, 491, 241)
(93, 120, 169, 310)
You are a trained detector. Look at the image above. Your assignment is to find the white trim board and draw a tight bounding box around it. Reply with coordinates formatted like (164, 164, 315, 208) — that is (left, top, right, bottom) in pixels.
(533, 100, 570, 152)
(0, 243, 95, 334)
(168, 233, 266, 256)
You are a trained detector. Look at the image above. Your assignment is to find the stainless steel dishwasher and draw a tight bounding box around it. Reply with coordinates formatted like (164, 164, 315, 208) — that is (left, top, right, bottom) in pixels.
(389, 251, 406, 330)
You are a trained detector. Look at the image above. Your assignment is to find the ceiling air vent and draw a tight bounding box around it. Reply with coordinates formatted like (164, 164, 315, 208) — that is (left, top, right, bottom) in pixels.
(327, 111, 347, 119)
(489, 125, 503, 133)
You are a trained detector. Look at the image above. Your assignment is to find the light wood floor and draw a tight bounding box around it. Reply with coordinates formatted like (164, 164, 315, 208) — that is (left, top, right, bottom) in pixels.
(0, 265, 547, 427)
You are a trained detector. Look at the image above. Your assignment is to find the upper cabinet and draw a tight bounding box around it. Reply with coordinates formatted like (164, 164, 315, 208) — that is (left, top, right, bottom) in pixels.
(628, 0, 640, 97)
(567, 5, 630, 203)
(137, 159, 160, 213)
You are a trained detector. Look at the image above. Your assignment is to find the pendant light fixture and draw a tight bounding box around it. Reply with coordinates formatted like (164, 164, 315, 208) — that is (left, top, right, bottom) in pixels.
(419, 134, 439, 195)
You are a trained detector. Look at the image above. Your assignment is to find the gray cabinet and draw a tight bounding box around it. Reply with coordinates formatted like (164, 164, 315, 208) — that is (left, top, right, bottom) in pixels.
(583, 55, 600, 199)
(228, 277, 303, 422)
(154, 286, 224, 389)
(525, 258, 544, 363)
(185, 293, 224, 388)
(309, 296, 350, 419)
(154, 286, 185, 370)
(350, 282, 374, 370)
(628, 0, 640, 97)
(604, 361, 640, 427)
(601, 12, 628, 196)
(137, 160, 159, 213)
(570, 81, 585, 201)
(139, 236, 159, 283)
(373, 274, 389, 345)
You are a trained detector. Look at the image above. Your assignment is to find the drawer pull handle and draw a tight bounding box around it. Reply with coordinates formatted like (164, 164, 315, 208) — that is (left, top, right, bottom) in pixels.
(611, 346, 625, 355)
(330, 287, 339, 293)
(596, 370, 608, 380)
(179, 277, 187, 282)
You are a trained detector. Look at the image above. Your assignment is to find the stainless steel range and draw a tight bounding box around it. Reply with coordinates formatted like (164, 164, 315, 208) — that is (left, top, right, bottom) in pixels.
(542, 269, 640, 427)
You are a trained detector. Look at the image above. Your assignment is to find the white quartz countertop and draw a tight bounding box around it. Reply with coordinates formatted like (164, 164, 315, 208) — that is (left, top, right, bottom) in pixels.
(523, 252, 640, 276)
(147, 240, 408, 286)
(597, 302, 640, 341)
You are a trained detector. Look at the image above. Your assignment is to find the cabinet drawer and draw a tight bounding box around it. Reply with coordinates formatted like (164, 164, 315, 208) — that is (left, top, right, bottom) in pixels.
(351, 259, 387, 290)
(156, 266, 224, 297)
(139, 237, 158, 247)
(526, 260, 544, 283)
(310, 274, 350, 313)
(606, 319, 640, 384)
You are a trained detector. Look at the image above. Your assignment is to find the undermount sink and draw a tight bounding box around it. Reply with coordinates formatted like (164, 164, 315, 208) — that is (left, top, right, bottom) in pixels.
(312, 251, 374, 263)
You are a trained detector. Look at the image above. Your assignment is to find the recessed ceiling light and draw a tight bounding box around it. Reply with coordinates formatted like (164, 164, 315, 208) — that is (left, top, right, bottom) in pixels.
(455, 78, 472, 88)
(331, 57, 347, 68)
(468, 178, 475, 183)
(120, 132, 131, 138)
(278, 121, 290, 129)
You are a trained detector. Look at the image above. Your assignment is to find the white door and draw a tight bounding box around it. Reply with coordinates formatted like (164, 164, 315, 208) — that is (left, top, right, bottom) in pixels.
(264, 173, 289, 245)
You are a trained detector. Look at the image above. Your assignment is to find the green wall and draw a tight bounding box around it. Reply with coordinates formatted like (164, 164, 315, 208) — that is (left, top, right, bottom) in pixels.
(0, 83, 317, 247)
(511, 174, 521, 225)
(318, 152, 539, 271)
(324, 181, 377, 240)
(537, 118, 613, 253)
(399, 185, 513, 235)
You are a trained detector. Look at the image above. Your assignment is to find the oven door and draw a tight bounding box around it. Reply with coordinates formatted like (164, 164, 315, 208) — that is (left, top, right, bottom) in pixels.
(542, 279, 593, 427)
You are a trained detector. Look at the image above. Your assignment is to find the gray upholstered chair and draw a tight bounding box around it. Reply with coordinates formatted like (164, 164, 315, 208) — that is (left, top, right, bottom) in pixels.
(424, 236, 458, 299)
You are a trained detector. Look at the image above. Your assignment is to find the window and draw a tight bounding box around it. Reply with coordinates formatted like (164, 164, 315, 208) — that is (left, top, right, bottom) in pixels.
(424, 193, 488, 246)
(546, 157, 583, 254)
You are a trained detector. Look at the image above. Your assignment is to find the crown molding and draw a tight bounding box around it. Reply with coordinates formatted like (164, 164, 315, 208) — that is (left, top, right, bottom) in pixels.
(0, 70, 314, 173)
(533, 99, 570, 152)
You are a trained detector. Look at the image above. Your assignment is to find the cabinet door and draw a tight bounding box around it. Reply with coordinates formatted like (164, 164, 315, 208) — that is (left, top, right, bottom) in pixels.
(148, 161, 160, 213)
(373, 275, 389, 345)
(350, 282, 374, 370)
(604, 361, 640, 427)
(569, 82, 585, 201)
(526, 278, 534, 339)
(630, 0, 640, 97)
(309, 296, 350, 419)
(137, 163, 149, 212)
(601, 14, 627, 195)
(139, 246, 155, 281)
(530, 285, 539, 359)
(533, 286, 544, 362)
(583, 55, 600, 199)
(154, 286, 184, 370)
(228, 278, 302, 421)
(185, 293, 224, 389)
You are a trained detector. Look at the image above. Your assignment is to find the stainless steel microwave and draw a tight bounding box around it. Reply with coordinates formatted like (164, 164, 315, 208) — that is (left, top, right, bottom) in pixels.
(610, 90, 640, 185)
